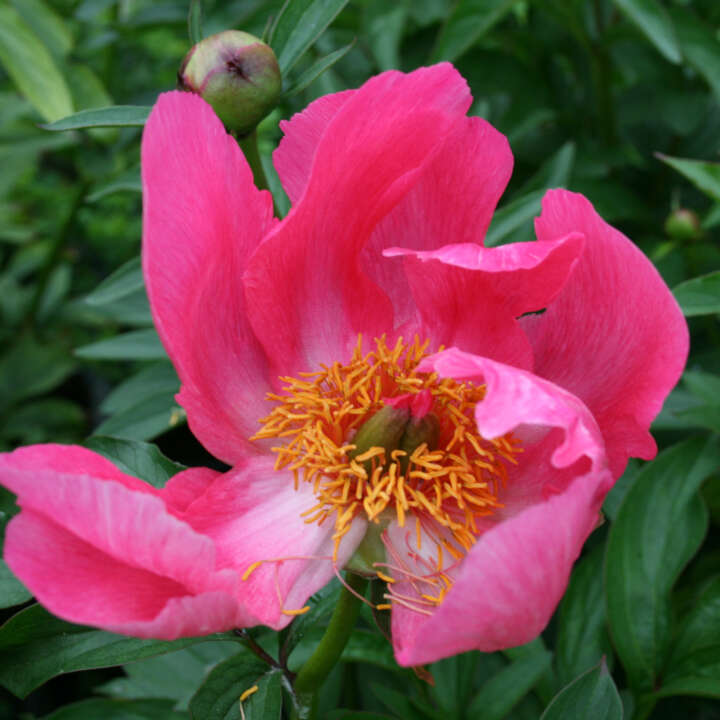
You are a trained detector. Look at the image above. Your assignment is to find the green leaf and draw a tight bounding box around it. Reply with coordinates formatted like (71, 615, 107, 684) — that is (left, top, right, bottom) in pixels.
(94, 394, 185, 442)
(684, 371, 720, 400)
(656, 154, 720, 202)
(658, 575, 720, 698)
(326, 713, 395, 720)
(66, 63, 113, 113)
(188, 0, 203, 44)
(673, 272, 720, 317)
(671, 8, 720, 100)
(42, 698, 187, 720)
(10, 0, 73, 60)
(84, 437, 186, 488)
(282, 42, 355, 98)
(0, 560, 31, 609)
(556, 545, 612, 686)
(602, 460, 640, 523)
(85, 257, 144, 306)
(341, 630, 396, 673)
(100, 363, 179, 416)
(99, 641, 239, 709)
(364, 0, 407, 71)
(85, 288, 153, 327)
(269, 0, 352, 74)
(605, 437, 720, 691)
(75, 329, 167, 360)
(0, 604, 221, 698)
(87, 167, 142, 202)
(520, 142, 576, 195)
(0, 487, 19, 546)
(0, 334, 76, 409)
(428, 651, 482, 715)
(467, 648, 553, 720)
(42, 106, 151, 131)
(371, 682, 440, 720)
(242, 670, 283, 720)
(612, 0, 681, 63)
(540, 663, 623, 720)
(431, 0, 516, 63)
(0, 6, 73, 122)
(485, 190, 544, 247)
(188, 650, 275, 720)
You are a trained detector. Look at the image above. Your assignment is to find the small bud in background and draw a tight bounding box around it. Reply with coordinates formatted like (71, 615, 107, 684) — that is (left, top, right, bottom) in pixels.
(178, 30, 281, 136)
(664, 208, 702, 242)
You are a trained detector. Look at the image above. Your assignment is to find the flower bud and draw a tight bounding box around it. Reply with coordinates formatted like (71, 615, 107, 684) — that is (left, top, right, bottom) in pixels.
(178, 30, 281, 135)
(664, 208, 702, 242)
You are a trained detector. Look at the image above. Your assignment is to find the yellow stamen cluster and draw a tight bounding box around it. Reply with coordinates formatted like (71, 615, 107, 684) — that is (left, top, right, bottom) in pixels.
(252, 336, 521, 598)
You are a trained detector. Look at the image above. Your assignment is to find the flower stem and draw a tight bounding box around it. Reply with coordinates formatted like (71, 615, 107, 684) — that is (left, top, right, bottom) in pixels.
(292, 572, 369, 719)
(237, 129, 270, 192)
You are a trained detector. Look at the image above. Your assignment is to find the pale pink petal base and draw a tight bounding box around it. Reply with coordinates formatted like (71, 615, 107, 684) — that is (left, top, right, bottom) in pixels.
(391, 350, 613, 665)
(177, 456, 368, 629)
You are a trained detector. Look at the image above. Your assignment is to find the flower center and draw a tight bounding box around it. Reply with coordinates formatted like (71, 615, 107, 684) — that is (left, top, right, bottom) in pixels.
(251, 336, 521, 613)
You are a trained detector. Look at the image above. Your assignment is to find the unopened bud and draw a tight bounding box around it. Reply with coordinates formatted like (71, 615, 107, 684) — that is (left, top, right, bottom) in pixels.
(178, 30, 281, 135)
(664, 208, 702, 242)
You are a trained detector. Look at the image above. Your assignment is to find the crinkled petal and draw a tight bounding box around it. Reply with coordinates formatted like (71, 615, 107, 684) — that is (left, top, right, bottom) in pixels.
(384, 234, 584, 369)
(364, 115, 513, 329)
(391, 350, 612, 665)
(0, 445, 251, 637)
(244, 64, 472, 375)
(142, 91, 276, 465)
(177, 456, 368, 629)
(525, 189, 689, 476)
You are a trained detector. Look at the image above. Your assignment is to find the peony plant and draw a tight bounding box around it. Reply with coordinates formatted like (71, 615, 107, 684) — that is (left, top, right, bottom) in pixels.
(0, 62, 687, 694)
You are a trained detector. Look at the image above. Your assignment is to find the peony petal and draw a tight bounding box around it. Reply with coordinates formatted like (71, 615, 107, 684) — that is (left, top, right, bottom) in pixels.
(6, 512, 241, 638)
(391, 349, 612, 665)
(392, 470, 606, 664)
(526, 190, 689, 476)
(142, 91, 276, 465)
(0, 445, 252, 637)
(273, 90, 354, 204)
(177, 456, 368, 629)
(364, 115, 513, 329)
(244, 64, 472, 376)
(384, 233, 584, 369)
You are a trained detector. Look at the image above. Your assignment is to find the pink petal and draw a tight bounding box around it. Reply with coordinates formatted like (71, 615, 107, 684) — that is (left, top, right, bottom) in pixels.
(363, 115, 513, 329)
(244, 64, 472, 376)
(391, 350, 613, 665)
(384, 234, 584, 369)
(142, 91, 276, 465)
(0, 445, 251, 637)
(526, 190, 689, 476)
(273, 90, 353, 204)
(6, 512, 240, 638)
(177, 456, 368, 629)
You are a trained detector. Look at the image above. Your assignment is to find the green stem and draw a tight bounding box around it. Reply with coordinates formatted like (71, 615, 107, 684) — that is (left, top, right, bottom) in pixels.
(237, 130, 270, 192)
(292, 573, 368, 719)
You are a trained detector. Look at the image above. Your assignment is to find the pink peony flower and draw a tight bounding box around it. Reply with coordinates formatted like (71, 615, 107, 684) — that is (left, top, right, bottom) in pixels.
(0, 64, 687, 666)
